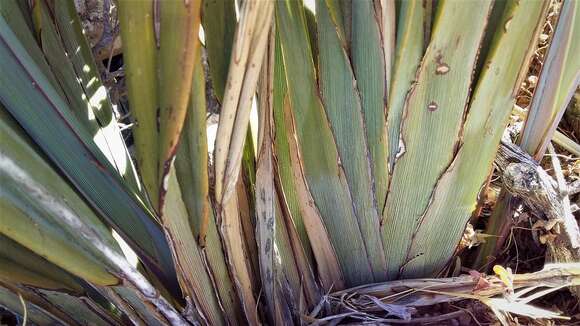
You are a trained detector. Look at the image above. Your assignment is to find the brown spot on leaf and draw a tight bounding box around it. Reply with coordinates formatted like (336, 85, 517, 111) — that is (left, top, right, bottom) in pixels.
(198, 234, 207, 247)
(267, 217, 274, 230)
(435, 53, 450, 75)
(156, 107, 161, 132)
(427, 101, 438, 112)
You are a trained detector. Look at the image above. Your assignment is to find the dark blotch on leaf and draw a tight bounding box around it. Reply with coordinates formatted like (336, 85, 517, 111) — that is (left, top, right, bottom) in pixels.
(435, 53, 450, 75)
(267, 217, 274, 230)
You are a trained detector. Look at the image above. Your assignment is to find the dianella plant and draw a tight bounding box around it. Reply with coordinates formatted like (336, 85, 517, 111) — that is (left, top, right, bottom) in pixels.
(0, 0, 575, 325)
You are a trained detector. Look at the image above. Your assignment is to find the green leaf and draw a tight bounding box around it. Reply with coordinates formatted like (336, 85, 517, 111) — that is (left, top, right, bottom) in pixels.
(175, 54, 244, 324)
(202, 0, 236, 102)
(387, 0, 427, 169)
(110, 287, 166, 326)
(117, 0, 160, 208)
(323, 0, 348, 46)
(160, 167, 227, 326)
(0, 108, 120, 286)
(352, 0, 391, 211)
(31, 0, 143, 197)
(271, 34, 314, 268)
(0, 235, 85, 294)
(176, 62, 211, 245)
(381, 0, 493, 280)
(317, 0, 387, 281)
(399, 0, 549, 278)
(0, 0, 64, 98)
(277, 0, 377, 286)
(158, 0, 202, 203)
(281, 94, 345, 291)
(35, 289, 116, 326)
(476, 0, 577, 270)
(304, 7, 318, 64)
(0, 17, 178, 293)
(270, 34, 331, 302)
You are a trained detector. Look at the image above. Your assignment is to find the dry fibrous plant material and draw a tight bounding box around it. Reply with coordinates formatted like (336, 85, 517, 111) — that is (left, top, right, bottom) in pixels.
(308, 263, 579, 325)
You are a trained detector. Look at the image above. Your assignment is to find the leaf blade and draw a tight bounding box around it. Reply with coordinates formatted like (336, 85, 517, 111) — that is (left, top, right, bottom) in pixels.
(117, 0, 160, 207)
(277, 0, 377, 286)
(399, 0, 549, 278)
(381, 0, 493, 279)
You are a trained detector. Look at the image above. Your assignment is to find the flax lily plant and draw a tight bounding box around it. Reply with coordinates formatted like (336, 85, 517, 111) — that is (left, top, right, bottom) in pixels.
(0, 0, 575, 324)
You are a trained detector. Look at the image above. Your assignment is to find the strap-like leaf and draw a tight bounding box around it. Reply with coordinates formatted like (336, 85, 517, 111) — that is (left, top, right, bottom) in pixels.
(271, 32, 322, 298)
(117, 0, 160, 207)
(387, 0, 428, 169)
(176, 57, 211, 245)
(213, 0, 274, 204)
(476, 0, 578, 271)
(519, 0, 580, 159)
(382, 0, 493, 280)
(158, 0, 202, 206)
(160, 167, 227, 326)
(0, 235, 85, 295)
(0, 108, 120, 287)
(277, 0, 376, 286)
(176, 68, 245, 323)
(202, 0, 236, 102)
(352, 0, 391, 211)
(399, 0, 549, 278)
(318, 0, 388, 281)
